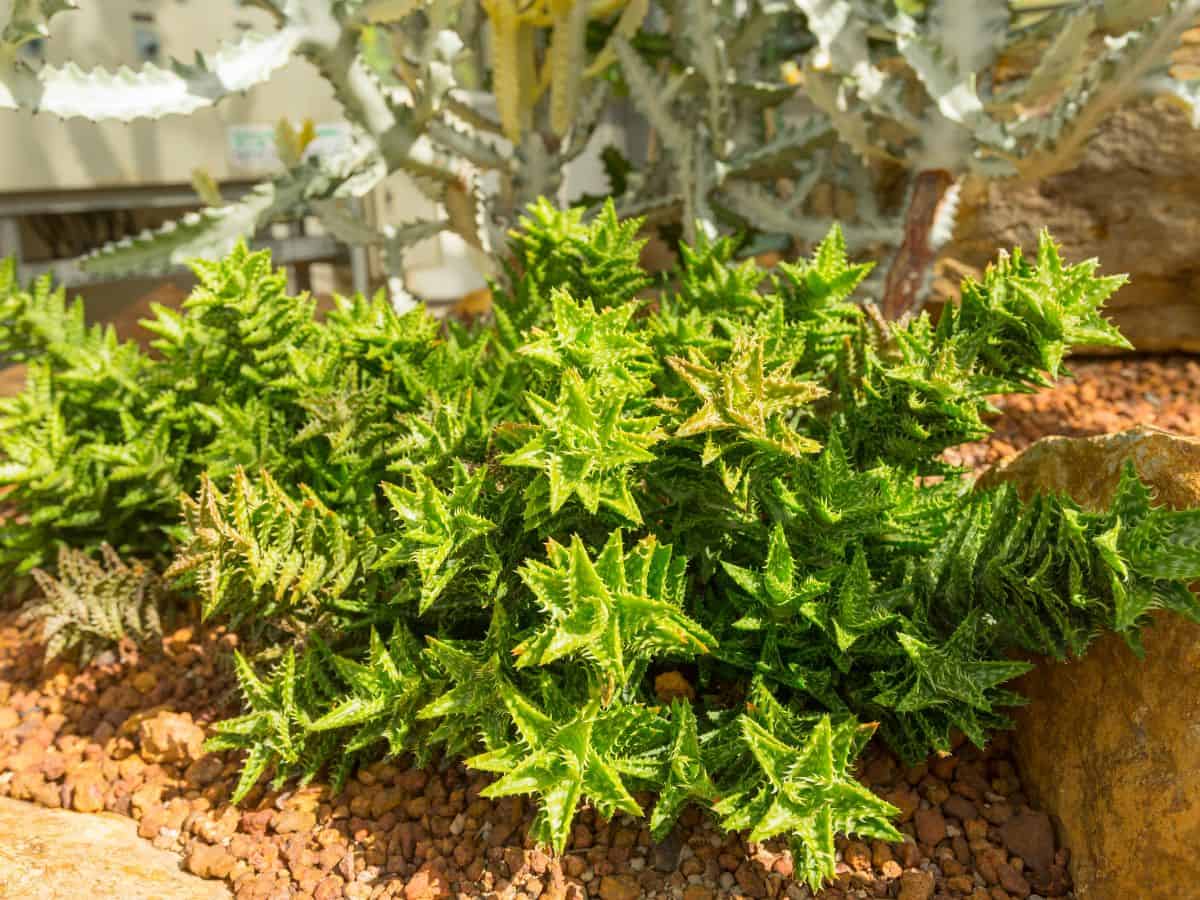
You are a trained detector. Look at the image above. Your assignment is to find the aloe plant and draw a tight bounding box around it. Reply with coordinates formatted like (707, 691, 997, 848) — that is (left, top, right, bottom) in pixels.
(8, 205, 1200, 889)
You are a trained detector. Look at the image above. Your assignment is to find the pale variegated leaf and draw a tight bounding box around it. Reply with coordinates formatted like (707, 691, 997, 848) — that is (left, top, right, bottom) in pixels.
(1022, 0, 1200, 179)
(82, 166, 326, 277)
(1147, 74, 1200, 127)
(613, 36, 690, 157)
(0, 26, 302, 120)
(361, 0, 424, 23)
(1019, 7, 1096, 105)
(930, 0, 1010, 76)
(682, 0, 730, 147)
(83, 141, 384, 277)
(547, 0, 589, 136)
(584, 0, 649, 76)
(427, 118, 513, 170)
(1, 0, 76, 53)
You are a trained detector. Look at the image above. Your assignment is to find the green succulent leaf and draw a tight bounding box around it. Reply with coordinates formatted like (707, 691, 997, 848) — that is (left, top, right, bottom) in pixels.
(515, 531, 714, 691)
(649, 700, 717, 839)
(469, 688, 642, 853)
(502, 368, 663, 526)
(669, 333, 827, 458)
(379, 463, 496, 612)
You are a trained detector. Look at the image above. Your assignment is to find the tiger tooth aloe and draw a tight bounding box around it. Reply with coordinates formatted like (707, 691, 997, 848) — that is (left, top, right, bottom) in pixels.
(6, 206, 1200, 890)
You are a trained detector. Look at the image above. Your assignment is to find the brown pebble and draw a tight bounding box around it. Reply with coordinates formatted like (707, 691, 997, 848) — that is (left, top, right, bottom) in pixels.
(947, 873, 975, 893)
(138, 806, 164, 840)
(943, 794, 979, 823)
(597, 873, 640, 900)
(844, 840, 872, 872)
(998, 810, 1055, 880)
(894, 839, 922, 869)
(915, 808, 948, 847)
(137, 711, 206, 765)
(187, 843, 236, 880)
(976, 846, 1007, 885)
(70, 775, 106, 813)
(997, 862, 1031, 898)
(982, 802, 1012, 826)
(405, 861, 451, 899)
(965, 818, 989, 841)
(887, 786, 920, 823)
(563, 855, 586, 878)
(897, 869, 935, 900)
(273, 809, 316, 834)
(654, 671, 695, 703)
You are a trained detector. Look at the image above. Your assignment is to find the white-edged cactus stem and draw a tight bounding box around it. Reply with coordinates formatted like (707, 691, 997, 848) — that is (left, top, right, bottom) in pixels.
(80, 141, 386, 277)
(1019, 0, 1200, 180)
(0, 27, 304, 120)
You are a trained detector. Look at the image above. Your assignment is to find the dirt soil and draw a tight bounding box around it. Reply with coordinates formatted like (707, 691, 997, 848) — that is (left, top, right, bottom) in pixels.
(1, 355, 1198, 900)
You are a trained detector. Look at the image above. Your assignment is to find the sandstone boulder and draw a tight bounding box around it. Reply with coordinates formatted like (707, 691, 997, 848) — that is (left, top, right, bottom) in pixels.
(0, 796, 230, 899)
(983, 426, 1200, 900)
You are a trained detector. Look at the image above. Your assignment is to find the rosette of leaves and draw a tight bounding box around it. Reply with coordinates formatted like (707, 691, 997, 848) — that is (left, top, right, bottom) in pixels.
(8, 203, 1200, 890)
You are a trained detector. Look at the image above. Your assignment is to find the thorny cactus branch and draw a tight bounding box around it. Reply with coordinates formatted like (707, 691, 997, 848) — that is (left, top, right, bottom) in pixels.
(880, 169, 958, 320)
(1017, 0, 1200, 180)
(4, 0, 1200, 314)
(799, 0, 1200, 318)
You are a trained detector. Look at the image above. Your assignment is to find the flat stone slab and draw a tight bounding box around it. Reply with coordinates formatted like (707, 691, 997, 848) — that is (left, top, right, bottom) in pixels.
(0, 796, 230, 899)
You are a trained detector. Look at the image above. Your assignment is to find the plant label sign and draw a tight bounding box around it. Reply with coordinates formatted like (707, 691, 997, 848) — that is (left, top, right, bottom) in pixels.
(227, 122, 354, 172)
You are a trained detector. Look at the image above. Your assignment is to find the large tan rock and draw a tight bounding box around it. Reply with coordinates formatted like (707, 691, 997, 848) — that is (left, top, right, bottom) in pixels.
(977, 424, 1200, 507)
(983, 426, 1200, 900)
(0, 796, 230, 899)
(948, 99, 1200, 352)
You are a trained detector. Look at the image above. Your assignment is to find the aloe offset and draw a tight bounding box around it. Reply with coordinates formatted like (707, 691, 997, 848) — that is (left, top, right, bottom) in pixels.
(5, 205, 1200, 888)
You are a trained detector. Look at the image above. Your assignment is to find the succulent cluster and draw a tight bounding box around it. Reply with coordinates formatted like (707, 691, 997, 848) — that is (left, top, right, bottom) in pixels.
(5, 205, 1200, 887)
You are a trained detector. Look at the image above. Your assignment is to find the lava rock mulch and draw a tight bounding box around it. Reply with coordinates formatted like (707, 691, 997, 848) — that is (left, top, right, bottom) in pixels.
(946, 354, 1200, 470)
(2, 354, 1198, 900)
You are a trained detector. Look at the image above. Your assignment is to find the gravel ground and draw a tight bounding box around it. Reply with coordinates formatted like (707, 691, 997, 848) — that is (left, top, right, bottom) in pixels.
(1, 355, 1197, 900)
(945, 355, 1200, 470)
(0, 621, 1072, 900)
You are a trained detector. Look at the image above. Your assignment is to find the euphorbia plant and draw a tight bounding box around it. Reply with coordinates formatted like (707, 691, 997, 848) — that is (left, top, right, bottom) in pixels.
(5, 202, 1200, 889)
